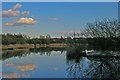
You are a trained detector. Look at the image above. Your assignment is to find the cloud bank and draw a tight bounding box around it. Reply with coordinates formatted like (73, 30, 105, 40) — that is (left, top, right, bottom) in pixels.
(3, 3, 37, 27)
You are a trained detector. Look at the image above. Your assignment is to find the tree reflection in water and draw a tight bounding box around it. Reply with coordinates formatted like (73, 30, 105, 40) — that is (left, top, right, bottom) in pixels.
(2, 47, 65, 61)
(2, 49, 31, 61)
(66, 52, 84, 78)
(66, 51, 120, 79)
(85, 57, 120, 79)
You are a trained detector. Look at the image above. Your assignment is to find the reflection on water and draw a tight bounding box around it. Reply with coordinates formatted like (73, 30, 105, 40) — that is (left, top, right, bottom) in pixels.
(2, 48, 120, 79)
(16, 64, 36, 72)
(84, 57, 120, 79)
(2, 71, 20, 78)
(5, 62, 37, 72)
(3, 62, 36, 78)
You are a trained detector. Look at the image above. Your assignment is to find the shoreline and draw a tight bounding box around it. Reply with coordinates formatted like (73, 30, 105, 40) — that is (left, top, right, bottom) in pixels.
(1, 43, 67, 50)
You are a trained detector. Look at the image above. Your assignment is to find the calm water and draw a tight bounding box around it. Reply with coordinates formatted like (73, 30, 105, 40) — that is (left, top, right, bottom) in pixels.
(1, 48, 120, 78)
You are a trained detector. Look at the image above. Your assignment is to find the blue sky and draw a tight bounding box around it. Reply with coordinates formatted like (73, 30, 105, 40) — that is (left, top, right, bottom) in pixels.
(2, 2, 118, 37)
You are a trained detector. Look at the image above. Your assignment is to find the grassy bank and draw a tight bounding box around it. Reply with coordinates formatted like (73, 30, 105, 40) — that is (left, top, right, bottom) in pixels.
(1, 43, 67, 50)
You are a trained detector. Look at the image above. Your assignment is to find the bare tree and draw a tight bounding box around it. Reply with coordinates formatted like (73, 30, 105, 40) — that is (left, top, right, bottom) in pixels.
(85, 19, 120, 38)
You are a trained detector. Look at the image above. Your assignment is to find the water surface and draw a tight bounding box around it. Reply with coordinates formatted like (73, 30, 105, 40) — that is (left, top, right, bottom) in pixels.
(1, 48, 120, 78)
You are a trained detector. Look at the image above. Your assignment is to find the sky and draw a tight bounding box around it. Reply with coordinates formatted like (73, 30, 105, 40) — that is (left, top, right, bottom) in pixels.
(2, 2, 118, 37)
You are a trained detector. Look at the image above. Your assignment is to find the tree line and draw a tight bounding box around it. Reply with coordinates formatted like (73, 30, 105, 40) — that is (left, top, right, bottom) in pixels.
(1, 33, 87, 45)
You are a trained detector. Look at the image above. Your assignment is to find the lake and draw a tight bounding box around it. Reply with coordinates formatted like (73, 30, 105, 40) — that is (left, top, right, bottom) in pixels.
(1, 48, 120, 79)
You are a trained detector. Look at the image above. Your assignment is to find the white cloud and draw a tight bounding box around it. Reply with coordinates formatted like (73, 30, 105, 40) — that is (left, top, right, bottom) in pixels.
(2, 3, 29, 18)
(4, 17, 37, 27)
(2, 3, 22, 18)
(2, 10, 20, 18)
(17, 17, 37, 24)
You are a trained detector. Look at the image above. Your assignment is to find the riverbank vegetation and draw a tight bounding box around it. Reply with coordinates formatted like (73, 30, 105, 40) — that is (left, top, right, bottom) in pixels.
(1, 19, 120, 50)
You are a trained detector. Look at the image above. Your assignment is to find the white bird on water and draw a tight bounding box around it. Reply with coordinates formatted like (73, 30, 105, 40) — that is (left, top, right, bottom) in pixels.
(85, 49, 94, 53)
